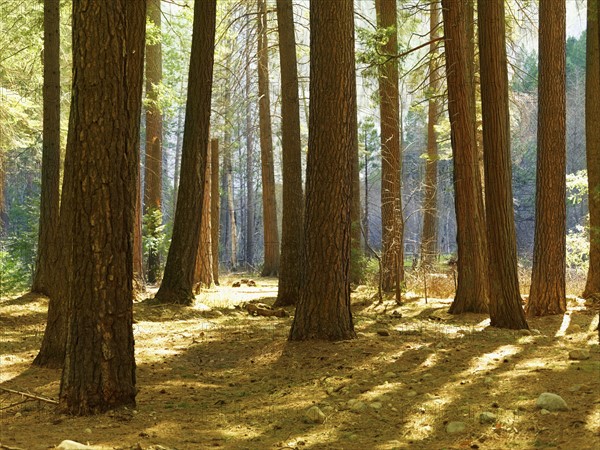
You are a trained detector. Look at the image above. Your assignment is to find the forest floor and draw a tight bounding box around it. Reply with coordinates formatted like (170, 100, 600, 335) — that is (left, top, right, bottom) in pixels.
(1, 275, 600, 450)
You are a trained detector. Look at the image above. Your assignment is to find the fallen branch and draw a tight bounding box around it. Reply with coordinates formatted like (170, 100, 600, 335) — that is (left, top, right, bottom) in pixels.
(0, 387, 58, 405)
(0, 444, 26, 450)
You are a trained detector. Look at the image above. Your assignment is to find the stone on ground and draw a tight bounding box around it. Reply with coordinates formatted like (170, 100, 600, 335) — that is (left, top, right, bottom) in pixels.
(446, 421, 467, 433)
(305, 406, 326, 424)
(536, 392, 569, 411)
(568, 349, 590, 360)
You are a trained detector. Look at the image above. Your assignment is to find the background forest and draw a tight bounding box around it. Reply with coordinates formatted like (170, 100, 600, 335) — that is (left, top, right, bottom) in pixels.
(0, 0, 592, 294)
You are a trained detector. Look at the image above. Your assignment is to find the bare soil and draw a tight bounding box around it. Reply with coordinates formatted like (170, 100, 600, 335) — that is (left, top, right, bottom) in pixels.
(1, 276, 599, 450)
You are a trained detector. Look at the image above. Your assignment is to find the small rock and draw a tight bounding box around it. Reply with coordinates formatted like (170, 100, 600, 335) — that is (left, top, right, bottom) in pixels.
(536, 393, 569, 411)
(321, 405, 335, 414)
(568, 384, 583, 392)
(384, 371, 396, 378)
(483, 377, 494, 385)
(232, 281, 241, 287)
(540, 409, 550, 415)
(406, 390, 418, 397)
(370, 401, 383, 410)
(519, 329, 532, 336)
(304, 406, 326, 424)
(14, 412, 21, 418)
(446, 421, 467, 433)
(479, 412, 497, 424)
(569, 349, 590, 360)
(377, 329, 390, 337)
(350, 401, 367, 412)
(57, 441, 93, 450)
(84, 428, 92, 434)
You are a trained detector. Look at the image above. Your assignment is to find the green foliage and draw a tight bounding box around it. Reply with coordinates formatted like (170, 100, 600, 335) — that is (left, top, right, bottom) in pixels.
(142, 208, 169, 279)
(566, 224, 589, 271)
(511, 49, 538, 94)
(566, 170, 588, 206)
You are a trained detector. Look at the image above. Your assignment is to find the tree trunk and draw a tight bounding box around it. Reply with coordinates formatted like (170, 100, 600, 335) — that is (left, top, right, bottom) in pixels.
(194, 138, 214, 289)
(59, 0, 146, 415)
(257, 0, 280, 277)
(274, 0, 303, 307)
(420, 0, 440, 268)
(32, 0, 60, 296)
(442, 0, 489, 315)
(172, 82, 185, 216)
(289, 0, 357, 341)
(0, 154, 6, 235)
(245, 17, 255, 269)
(376, 0, 404, 293)
(154, 0, 217, 305)
(478, 0, 528, 329)
(144, 0, 163, 284)
(32, 101, 76, 369)
(133, 166, 146, 294)
(584, 0, 600, 300)
(225, 133, 238, 270)
(528, 1, 567, 317)
(211, 138, 220, 285)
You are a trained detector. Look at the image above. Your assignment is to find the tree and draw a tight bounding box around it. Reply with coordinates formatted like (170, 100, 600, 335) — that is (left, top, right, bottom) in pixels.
(244, 16, 256, 270)
(478, 0, 528, 329)
(527, 1, 567, 317)
(211, 138, 220, 285)
(194, 138, 214, 289)
(257, 0, 280, 277)
(154, 0, 217, 305)
(289, 0, 357, 341)
(274, 0, 303, 307)
(584, 0, 600, 301)
(31, 0, 60, 296)
(59, 0, 146, 414)
(420, 0, 440, 268)
(441, 0, 489, 315)
(376, 0, 404, 293)
(144, 0, 163, 284)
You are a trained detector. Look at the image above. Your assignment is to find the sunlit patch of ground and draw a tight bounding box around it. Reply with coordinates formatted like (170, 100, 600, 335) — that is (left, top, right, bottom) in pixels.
(1, 275, 599, 449)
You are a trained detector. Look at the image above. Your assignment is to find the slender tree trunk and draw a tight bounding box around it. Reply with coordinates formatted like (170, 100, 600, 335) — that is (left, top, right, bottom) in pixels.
(32, 101, 76, 369)
(225, 130, 238, 270)
(245, 18, 255, 269)
(289, 0, 357, 341)
(154, 0, 217, 305)
(59, 0, 146, 415)
(144, 0, 163, 284)
(274, 0, 304, 307)
(584, 0, 600, 300)
(257, 0, 280, 277)
(528, 1, 567, 317)
(350, 124, 363, 284)
(172, 84, 185, 216)
(133, 167, 146, 294)
(211, 138, 220, 285)
(32, 0, 60, 296)
(420, 0, 440, 268)
(376, 0, 404, 293)
(194, 139, 214, 289)
(478, 0, 528, 329)
(442, 0, 489, 315)
(364, 148, 370, 253)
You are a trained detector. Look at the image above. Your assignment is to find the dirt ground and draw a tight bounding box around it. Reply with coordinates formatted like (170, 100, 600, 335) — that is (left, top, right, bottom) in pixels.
(1, 276, 599, 450)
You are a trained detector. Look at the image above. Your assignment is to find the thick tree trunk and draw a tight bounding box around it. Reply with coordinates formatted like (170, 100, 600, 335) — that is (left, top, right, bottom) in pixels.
(274, 0, 304, 307)
(584, 0, 600, 300)
(32, 0, 60, 296)
(289, 0, 357, 341)
(144, 0, 163, 284)
(376, 0, 404, 293)
(154, 0, 217, 305)
(528, 1, 567, 317)
(59, 0, 146, 415)
(194, 139, 214, 289)
(442, 0, 489, 315)
(420, 0, 440, 268)
(211, 138, 220, 285)
(257, 0, 280, 277)
(478, 0, 528, 329)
